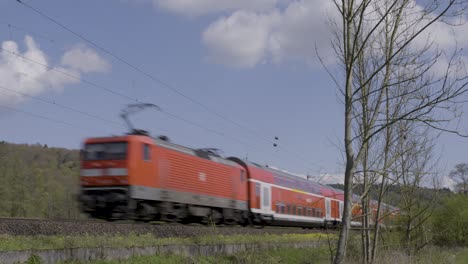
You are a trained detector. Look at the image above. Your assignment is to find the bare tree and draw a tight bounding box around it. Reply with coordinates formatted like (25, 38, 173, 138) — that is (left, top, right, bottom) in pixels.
(394, 124, 440, 255)
(327, 1, 468, 263)
(449, 163, 468, 194)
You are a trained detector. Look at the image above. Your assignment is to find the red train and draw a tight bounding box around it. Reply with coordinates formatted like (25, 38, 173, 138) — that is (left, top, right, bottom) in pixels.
(79, 134, 398, 227)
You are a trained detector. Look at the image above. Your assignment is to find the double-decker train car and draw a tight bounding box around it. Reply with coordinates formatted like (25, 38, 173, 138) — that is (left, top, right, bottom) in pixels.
(79, 132, 398, 227)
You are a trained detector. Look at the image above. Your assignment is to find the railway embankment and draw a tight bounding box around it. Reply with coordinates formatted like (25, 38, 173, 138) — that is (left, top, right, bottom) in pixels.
(0, 240, 328, 264)
(0, 218, 336, 264)
(0, 217, 325, 236)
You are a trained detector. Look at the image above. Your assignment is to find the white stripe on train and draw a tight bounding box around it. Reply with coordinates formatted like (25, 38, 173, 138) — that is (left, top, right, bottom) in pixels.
(81, 168, 128, 177)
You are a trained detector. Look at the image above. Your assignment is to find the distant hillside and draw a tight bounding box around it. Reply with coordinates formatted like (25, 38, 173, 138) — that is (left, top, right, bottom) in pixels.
(328, 183, 453, 207)
(0, 141, 82, 219)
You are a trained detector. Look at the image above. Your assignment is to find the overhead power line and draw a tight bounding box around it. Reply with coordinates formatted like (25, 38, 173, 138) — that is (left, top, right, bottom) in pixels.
(0, 47, 138, 102)
(0, 22, 56, 43)
(0, 85, 124, 128)
(15, 0, 277, 145)
(14, 0, 323, 173)
(0, 103, 100, 133)
(0, 49, 260, 153)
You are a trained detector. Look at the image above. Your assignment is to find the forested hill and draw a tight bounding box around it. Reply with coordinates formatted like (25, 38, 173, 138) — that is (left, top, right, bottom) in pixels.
(0, 141, 82, 219)
(328, 183, 453, 206)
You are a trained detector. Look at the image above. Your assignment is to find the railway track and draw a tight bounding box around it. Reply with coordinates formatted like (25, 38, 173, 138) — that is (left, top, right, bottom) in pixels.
(0, 217, 333, 237)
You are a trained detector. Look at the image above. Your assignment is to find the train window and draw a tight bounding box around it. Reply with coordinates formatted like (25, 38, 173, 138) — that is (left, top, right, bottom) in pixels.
(255, 183, 260, 196)
(286, 205, 290, 214)
(281, 205, 285, 214)
(297, 206, 302, 216)
(143, 144, 151, 161)
(276, 204, 280, 213)
(312, 208, 316, 217)
(317, 209, 322, 218)
(84, 142, 127, 160)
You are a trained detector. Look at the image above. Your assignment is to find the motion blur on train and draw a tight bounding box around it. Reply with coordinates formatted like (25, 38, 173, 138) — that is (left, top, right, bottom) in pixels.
(79, 104, 399, 228)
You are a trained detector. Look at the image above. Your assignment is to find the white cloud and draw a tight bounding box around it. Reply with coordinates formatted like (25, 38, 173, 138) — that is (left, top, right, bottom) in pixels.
(155, 0, 278, 16)
(0, 36, 110, 106)
(61, 45, 110, 73)
(202, 10, 280, 67)
(201, 0, 337, 67)
(405, 2, 468, 52)
(268, 1, 336, 65)
(153, 0, 467, 68)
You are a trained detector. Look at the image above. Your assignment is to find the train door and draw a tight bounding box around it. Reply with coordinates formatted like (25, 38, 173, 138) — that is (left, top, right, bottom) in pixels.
(325, 198, 331, 219)
(135, 142, 157, 186)
(260, 184, 272, 213)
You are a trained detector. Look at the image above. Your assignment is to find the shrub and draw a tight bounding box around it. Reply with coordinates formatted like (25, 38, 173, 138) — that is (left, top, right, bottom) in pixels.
(432, 195, 468, 246)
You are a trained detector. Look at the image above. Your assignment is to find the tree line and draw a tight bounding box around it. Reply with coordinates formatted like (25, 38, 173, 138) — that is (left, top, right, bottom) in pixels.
(0, 141, 81, 219)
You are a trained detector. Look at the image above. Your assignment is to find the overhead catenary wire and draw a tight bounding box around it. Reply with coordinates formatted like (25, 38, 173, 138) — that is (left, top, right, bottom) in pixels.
(14, 0, 323, 173)
(14, 0, 263, 142)
(0, 47, 138, 102)
(0, 103, 103, 133)
(0, 85, 124, 129)
(1, 22, 55, 43)
(0, 48, 262, 154)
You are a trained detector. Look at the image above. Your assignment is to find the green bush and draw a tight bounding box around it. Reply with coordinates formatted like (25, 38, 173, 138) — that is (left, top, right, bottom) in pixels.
(25, 255, 43, 264)
(432, 195, 468, 246)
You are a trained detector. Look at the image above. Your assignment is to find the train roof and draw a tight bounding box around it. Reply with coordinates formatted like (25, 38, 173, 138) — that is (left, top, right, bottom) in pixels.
(84, 134, 241, 168)
(242, 161, 343, 198)
(245, 162, 398, 210)
(152, 137, 242, 168)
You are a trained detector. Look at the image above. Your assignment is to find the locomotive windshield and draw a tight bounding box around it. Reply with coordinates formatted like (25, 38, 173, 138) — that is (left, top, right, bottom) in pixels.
(83, 142, 128, 160)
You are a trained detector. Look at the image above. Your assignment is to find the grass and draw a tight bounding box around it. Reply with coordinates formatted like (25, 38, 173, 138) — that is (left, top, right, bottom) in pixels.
(60, 246, 468, 264)
(0, 232, 334, 251)
(6, 231, 467, 264)
(61, 246, 333, 264)
(455, 248, 468, 264)
(341, 232, 468, 264)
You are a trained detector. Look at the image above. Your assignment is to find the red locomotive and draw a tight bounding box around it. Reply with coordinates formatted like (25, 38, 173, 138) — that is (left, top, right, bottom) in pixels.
(79, 104, 398, 227)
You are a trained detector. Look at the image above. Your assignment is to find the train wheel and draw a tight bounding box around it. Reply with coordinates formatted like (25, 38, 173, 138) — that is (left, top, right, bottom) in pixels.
(240, 216, 252, 227)
(210, 209, 223, 225)
(135, 202, 157, 222)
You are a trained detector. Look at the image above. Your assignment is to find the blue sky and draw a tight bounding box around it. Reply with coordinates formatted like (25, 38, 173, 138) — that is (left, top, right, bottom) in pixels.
(0, 0, 467, 184)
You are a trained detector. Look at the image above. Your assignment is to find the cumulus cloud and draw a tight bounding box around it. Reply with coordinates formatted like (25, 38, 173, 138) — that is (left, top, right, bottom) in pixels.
(152, 0, 468, 68)
(202, 10, 281, 67)
(61, 45, 110, 73)
(202, 0, 337, 67)
(0, 36, 110, 106)
(155, 0, 277, 16)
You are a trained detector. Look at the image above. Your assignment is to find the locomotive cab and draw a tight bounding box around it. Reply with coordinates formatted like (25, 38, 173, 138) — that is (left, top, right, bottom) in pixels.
(81, 140, 129, 186)
(79, 135, 154, 219)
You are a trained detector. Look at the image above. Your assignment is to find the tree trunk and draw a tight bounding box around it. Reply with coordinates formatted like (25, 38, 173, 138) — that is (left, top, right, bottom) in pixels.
(334, 60, 354, 263)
